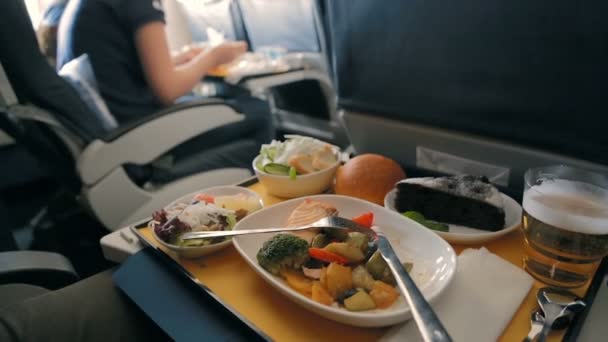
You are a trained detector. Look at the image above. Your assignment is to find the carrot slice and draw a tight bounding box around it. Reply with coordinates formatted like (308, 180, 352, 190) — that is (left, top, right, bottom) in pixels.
(282, 270, 313, 296)
(309, 248, 348, 264)
(369, 280, 399, 309)
(312, 281, 333, 305)
(352, 212, 374, 228)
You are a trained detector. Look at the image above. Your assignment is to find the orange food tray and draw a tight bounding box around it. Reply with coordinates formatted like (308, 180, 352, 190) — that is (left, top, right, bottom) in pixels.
(137, 181, 594, 342)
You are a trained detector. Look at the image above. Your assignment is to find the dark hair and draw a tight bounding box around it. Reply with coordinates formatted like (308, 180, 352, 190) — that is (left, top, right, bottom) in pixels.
(35, 0, 68, 67)
(37, 24, 58, 66)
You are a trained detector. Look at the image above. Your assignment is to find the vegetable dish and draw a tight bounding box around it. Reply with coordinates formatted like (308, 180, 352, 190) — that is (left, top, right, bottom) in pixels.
(256, 200, 411, 312)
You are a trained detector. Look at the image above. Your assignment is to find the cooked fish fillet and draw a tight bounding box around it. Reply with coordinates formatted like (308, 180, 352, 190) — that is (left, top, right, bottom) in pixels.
(285, 199, 338, 243)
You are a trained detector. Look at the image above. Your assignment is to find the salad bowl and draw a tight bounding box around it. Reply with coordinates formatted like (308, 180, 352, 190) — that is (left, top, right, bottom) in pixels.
(253, 155, 339, 198)
(253, 135, 341, 198)
(151, 186, 263, 258)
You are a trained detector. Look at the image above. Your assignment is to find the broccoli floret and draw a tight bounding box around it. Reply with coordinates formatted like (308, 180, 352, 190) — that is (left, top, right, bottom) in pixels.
(256, 234, 310, 275)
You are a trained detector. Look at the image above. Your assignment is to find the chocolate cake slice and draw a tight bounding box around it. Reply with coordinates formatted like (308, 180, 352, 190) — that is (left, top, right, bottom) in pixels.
(394, 175, 505, 231)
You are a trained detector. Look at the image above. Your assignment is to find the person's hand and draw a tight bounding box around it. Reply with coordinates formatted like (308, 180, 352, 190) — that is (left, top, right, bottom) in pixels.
(182, 46, 204, 62)
(172, 45, 205, 65)
(209, 41, 247, 66)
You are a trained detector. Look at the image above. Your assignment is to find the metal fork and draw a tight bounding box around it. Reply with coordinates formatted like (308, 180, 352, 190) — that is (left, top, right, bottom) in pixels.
(182, 216, 452, 342)
(181, 216, 373, 239)
(523, 310, 544, 342)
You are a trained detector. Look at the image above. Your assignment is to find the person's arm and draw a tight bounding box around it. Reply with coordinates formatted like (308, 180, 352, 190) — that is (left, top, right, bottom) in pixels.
(134, 22, 246, 105)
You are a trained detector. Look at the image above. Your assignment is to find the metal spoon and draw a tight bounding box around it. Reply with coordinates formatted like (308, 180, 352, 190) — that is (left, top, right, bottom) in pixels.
(536, 288, 586, 342)
(182, 216, 453, 342)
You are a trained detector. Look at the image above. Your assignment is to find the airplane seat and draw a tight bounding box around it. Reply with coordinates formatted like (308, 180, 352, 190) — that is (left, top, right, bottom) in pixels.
(0, 0, 256, 230)
(164, 0, 344, 145)
(325, 0, 608, 194)
(172, 0, 245, 46)
(0, 251, 79, 299)
(237, 0, 320, 52)
(0, 250, 79, 314)
(235, 0, 345, 145)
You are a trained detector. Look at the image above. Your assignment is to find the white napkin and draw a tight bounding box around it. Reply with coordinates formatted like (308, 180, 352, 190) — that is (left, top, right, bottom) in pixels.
(381, 248, 534, 342)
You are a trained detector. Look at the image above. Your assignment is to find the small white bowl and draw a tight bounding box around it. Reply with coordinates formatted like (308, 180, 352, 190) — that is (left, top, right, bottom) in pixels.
(252, 155, 340, 198)
(151, 186, 263, 258)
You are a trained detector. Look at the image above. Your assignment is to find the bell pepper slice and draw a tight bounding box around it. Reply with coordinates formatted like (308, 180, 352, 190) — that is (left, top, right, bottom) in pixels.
(309, 248, 348, 264)
(352, 212, 374, 228)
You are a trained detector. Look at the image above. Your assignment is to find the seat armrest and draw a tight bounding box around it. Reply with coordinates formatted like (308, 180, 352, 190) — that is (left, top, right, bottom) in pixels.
(100, 228, 143, 264)
(77, 99, 245, 185)
(101, 98, 231, 142)
(197, 79, 251, 99)
(0, 251, 79, 290)
(239, 69, 331, 97)
(231, 68, 304, 85)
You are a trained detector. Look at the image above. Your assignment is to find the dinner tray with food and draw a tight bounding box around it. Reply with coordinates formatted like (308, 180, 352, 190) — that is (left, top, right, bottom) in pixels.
(124, 137, 603, 341)
(127, 176, 603, 342)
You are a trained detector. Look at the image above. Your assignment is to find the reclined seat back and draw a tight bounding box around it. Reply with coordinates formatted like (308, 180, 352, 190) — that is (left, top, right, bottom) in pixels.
(237, 0, 321, 52)
(169, 0, 249, 48)
(232, 0, 344, 144)
(0, 0, 108, 142)
(0, 0, 112, 192)
(325, 0, 608, 192)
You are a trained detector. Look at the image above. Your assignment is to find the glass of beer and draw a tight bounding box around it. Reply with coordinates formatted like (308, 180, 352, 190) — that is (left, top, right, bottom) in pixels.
(522, 165, 608, 288)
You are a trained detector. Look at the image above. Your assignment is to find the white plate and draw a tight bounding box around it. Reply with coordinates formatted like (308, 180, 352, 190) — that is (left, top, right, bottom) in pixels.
(151, 186, 263, 258)
(232, 194, 457, 327)
(384, 188, 522, 244)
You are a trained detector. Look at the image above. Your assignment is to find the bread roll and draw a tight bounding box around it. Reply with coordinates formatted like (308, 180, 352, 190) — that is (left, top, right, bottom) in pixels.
(334, 154, 406, 205)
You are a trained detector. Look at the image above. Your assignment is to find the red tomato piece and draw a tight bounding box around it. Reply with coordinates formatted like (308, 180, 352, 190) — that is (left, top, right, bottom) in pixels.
(195, 194, 215, 204)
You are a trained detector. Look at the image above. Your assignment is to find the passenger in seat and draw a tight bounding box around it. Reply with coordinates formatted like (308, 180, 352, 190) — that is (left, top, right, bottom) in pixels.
(0, 270, 168, 341)
(57, 0, 247, 121)
(36, 0, 68, 68)
(56, 0, 273, 180)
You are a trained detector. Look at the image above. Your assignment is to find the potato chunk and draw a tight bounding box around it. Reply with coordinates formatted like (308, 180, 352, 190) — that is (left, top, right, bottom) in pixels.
(325, 263, 353, 298)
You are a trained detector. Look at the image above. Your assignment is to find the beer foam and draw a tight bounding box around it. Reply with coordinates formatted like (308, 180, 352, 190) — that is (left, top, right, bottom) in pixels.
(523, 179, 608, 235)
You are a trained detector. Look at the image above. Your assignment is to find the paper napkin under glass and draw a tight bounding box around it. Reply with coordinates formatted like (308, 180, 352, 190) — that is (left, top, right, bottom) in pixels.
(381, 247, 534, 342)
